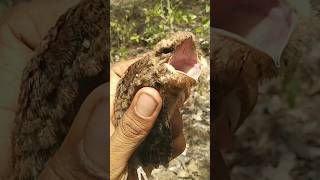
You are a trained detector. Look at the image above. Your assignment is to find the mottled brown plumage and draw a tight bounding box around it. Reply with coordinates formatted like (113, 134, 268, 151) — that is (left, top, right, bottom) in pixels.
(113, 32, 202, 168)
(11, 0, 108, 179)
(212, 11, 320, 146)
(212, 31, 277, 131)
(212, 2, 320, 177)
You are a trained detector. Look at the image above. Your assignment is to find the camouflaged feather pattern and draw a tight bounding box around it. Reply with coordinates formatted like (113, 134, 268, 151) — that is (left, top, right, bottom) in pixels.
(114, 32, 198, 167)
(11, 0, 109, 179)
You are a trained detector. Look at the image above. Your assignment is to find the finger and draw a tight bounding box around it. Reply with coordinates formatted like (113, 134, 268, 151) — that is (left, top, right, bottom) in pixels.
(110, 87, 162, 172)
(215, 111, 233, 152)
(171, 110, 183, 139)
(41, 83, 109, 178)
(110, 54, 153, 108)
(111, 58, 140, 79)
(214, 90, 242, 152)
(110, 59, 145, 138)
(170, 110, 186, 158)
(3, 0, 80, 49)
(172, 134, 186, 158)
(82, 98, 108, 173)
(213, 146, 231, 180)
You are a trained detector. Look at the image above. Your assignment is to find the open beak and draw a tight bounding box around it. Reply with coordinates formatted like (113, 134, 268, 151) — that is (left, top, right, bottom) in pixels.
(211, 0, 299, 67)
(167, 38, 202, 80)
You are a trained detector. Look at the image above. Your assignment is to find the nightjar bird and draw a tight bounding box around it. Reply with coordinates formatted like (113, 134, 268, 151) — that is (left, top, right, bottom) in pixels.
(113, 32, 202, 171)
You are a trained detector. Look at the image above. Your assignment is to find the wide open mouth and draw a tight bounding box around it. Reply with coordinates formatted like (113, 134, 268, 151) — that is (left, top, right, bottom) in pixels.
(211, 0, 298, 67)
(167, 38, 201, 80)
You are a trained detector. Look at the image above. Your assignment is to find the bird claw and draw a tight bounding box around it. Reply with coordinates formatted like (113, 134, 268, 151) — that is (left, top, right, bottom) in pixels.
(137, 165, 148, 180)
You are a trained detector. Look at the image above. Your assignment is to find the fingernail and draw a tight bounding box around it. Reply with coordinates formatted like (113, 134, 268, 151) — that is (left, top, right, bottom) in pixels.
(135, 93, 158, 118)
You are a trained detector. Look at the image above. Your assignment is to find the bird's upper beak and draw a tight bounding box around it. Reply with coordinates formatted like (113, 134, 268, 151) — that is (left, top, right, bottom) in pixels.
(211, 0, 300, 67)
(167, 38, 202, 80)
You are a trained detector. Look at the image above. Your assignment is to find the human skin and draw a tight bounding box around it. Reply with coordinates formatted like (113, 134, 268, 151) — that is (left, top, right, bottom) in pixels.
(110, 59, 187, 179)
(0, 0, 186, 179)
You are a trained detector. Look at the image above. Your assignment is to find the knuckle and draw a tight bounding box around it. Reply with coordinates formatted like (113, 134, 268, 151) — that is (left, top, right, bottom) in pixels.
(119, 113, 148, 140)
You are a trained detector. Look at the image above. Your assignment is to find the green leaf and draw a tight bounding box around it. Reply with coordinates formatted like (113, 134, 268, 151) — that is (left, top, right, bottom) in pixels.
(195, 27, 203, 33)
(130, 35, 141, 43)
(182, 15, 188, 23)
(189, 14, 197, 20)
(205, 5, 210, 13)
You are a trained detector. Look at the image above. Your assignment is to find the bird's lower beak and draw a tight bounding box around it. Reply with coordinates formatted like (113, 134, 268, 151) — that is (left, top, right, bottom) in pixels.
(168, 38, 202, 80)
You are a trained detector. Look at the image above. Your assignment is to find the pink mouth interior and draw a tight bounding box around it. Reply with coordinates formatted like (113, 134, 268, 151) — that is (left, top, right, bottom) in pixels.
(168, 38, 201, 80)
(212, 0, 297, 67)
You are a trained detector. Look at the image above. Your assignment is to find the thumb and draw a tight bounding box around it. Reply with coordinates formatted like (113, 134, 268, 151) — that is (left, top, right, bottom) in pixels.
(110, 87, 162, 176)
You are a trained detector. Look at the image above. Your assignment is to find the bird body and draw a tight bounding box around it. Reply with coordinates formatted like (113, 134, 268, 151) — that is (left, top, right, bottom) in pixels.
(113, 32, 202, 168)
(11, 0, 108, 179)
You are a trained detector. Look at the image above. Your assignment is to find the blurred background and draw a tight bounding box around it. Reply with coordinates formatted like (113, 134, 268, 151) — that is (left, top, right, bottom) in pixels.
(4, 0, 319, 179)
(223, 1, 320, 180)
(0, 0, 210, 179)
(111, 0, 210, 179)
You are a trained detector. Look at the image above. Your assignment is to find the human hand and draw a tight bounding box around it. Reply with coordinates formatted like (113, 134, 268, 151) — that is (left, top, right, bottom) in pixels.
(0, 0, 186, 179)
(109, 59, 186, 179)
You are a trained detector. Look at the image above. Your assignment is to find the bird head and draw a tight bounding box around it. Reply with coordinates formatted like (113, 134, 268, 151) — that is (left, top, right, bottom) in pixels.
(154, 32, 202, 82)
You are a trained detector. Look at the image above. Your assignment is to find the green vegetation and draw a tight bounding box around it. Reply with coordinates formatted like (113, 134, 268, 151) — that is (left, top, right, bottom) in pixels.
(111, 0, 209, 62)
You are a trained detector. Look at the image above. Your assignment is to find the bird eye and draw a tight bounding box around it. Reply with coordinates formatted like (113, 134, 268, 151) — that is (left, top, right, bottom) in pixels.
(161, 47, 174, 54)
